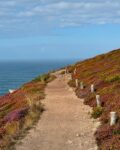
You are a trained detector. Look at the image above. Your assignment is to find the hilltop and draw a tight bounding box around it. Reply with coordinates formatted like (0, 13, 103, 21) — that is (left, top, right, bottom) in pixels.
(68, 49, 120, 149)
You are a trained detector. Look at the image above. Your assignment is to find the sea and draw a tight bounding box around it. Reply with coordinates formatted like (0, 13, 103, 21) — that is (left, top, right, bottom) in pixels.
(0, 60, 77, 96)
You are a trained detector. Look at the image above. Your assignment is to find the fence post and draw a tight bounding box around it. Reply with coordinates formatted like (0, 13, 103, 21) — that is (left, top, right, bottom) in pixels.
(91, 84, 95, 93)
(66, 67, 69, 74)
(110, 112, 117, 126)
(80, 82, 84, 90)
(74, 68, 77, 75)
(75, 79, 79, 87)
(68, 74, 72, 80)
(70, 74, 72, 80)
(96, 95, 101, 107)
(65, 68, 67, 75)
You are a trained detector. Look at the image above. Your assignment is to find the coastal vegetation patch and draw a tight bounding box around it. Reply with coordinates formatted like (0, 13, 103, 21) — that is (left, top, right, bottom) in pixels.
(0, 72, 56, 150)
(68, 49, 120, 149)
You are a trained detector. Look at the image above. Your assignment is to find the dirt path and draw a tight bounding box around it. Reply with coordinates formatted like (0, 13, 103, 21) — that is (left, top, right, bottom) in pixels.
(16, 72, 99, 150)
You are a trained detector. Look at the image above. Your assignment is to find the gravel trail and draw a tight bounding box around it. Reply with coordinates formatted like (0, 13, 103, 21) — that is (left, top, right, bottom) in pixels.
(16, 71, 99, 150)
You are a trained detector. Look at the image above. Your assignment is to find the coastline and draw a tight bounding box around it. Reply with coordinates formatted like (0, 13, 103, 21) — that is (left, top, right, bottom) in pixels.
(0, 49, 120, 149)
(0, 60, 76, 96)
(0, 73, 56, 149)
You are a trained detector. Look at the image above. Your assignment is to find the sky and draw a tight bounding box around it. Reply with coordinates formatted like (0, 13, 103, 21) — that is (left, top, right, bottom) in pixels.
(0, 0, 120, 61)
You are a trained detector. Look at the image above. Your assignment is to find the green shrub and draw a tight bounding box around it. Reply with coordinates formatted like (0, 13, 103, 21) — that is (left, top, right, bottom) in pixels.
(68, 80, 76, 87)
(105, 74, 120, 83)
(112, 130, 120, 135)
(91, 106, 103, 119)
(0, 103, 14, 118)
(99, 86, 115, 95)
(60, 71, 65, 74)
(5, 121, 20, 136)
(47, 75, 56, 82)
(33, 73, 50, 83)
(33, 74, 56, 83)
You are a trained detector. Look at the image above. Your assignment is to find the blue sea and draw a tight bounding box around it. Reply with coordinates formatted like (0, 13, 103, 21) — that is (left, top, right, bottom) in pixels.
(0, 60, 76, 95)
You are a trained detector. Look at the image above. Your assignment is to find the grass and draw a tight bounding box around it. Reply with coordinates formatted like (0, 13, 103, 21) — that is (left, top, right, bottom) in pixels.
(0, 103, 15, 118)
(32, 73, 51, 83)
(104, 74, 120, 83)
(60, 70, 66, 74)
(112, 130, 120, 135)
(91, 106, 103, 119)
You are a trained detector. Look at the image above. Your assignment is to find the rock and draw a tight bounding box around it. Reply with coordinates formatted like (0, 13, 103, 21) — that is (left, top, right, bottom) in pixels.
(76, 133, 80, 137)
(67, 140, 73, 144)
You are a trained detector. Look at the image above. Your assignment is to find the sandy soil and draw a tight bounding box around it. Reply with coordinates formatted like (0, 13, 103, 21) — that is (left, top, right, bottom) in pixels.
(15, 71, 99, 150)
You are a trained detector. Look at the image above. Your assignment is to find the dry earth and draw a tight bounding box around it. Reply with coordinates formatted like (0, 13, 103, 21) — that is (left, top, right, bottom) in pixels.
(15, 71, 100, 150)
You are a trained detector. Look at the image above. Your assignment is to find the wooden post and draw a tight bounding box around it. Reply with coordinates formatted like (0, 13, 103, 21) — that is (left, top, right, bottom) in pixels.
(65, 68, 67, 75)
(65, 68, 68, 74)
(96, 95, 101, 107)
(68, 74, 72, 80)
(75, 79, 79, 87)
(74, 68, 77, 75)
(110, 112, 117, 126)
(91, 84, 95, 93)
(80, 82, 84, 90)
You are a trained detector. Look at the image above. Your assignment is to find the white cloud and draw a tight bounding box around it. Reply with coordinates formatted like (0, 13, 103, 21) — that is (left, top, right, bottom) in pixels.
(0, 0, 120, 36)
(0, 1, 16, 6)
(17, 1, 120, 26)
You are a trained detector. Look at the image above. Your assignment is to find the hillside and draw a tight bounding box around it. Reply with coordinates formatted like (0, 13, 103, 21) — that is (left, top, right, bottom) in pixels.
(68, 49, 120, 150)
(0, 49, 120, 150)
(0, 73, 55, 149)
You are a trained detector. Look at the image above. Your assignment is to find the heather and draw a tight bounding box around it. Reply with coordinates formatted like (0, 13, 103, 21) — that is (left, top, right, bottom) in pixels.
(0, 73, 55, 149)
(68, 49, 120, 150)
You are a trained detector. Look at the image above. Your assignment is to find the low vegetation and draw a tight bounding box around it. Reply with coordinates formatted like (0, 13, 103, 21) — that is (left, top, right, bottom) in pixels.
(0, 72, 55, 150)
(60, 70, 66, 75)
(68, 49, 120, 149)
(104, 74, 120, 83)
(91, 106, 104, 119)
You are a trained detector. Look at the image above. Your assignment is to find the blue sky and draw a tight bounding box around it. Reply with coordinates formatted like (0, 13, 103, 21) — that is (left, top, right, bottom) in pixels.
(0, 0, 120, 61)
